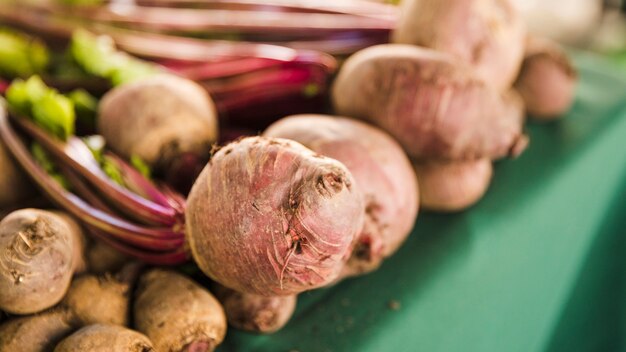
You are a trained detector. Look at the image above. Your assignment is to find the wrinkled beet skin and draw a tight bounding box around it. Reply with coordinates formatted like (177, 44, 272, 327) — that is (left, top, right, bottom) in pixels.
(134, 269, 226, 352)
(393, 0, 526, 91)
(514, 37, 577, 119)
(264, 115, 419, 277)
(0, 209, 75, 315)
(62, 274, 130, 327)
(186, 136, 364, 296)
(333, 44, 527, 162)
(413, 159, 493, 212)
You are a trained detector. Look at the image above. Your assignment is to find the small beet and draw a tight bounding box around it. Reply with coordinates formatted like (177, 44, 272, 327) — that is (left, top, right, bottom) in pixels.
(53, 324, 153, 352)
(413, 159, 493, 212)
(98, 74, 218, 176)
(134, 269, 226, 352)
(332, 44, 527, 161)
(0, 308, 74, 352)
(0, 209, 76, 314)
(213, 284, 296, 334)
(61, 273, 132, 327)
(393, 0, 526, 90)
(514, 36, 577, 120)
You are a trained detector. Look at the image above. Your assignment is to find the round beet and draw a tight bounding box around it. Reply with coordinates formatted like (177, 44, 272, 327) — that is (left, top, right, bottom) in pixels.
(186, 136, 364, 296)
(0, 209, 75, 314)
(98, 74, 218, 175)
(0, 309, 74, 352)
(134, 269, 226, 352)
(393, 0, 526, 90)
(332, 44, 527, 161)
(413, 159, 493, 212)
(514, 36, 577, 119)
(54, 324, 153, 352)
(213, 284, 296, 334)
(61, 274, 131, 327)
(264, 115, 418, 277)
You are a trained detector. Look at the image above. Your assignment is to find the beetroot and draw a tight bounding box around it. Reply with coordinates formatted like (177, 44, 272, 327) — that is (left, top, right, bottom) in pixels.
(393, 0, 526, 90)
(213, 284, 296, 334)
(61, 273, 132, 327)
(413, 159, 493, 212)
(186, 136, 364, 296)
(265, 115, 418, 277)
(54, 324, 153, 352)
(0, 209, 77, 314)
(332, 44, 528, 161)
(98, 74, 219, 181)
(134, 269, 226, 352)
(514, 36, 577, 119)
(0, 309, 74, 352)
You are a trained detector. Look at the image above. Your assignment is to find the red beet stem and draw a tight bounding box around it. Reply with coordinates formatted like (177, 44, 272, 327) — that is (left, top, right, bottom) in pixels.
(0, 111, 186, 252)
(58, 163, 118, 214)
(88, 227, 189, 265)
(11, 115, 181, 226)
(66, 5, 394, 34)
(0, 78, 8, 94)
(104, 153, 181, 209)
(124, 0, 397, 21)
(208, 66, 326, 114)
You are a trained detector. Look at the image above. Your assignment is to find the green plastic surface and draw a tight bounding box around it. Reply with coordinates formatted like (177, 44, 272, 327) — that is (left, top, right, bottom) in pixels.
(218, 51, 626, 352)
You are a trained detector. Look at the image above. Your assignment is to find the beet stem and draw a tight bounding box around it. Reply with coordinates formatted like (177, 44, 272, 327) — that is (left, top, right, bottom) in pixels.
(0, 111, 186, 252)
(11, 114, 181, 226)
(87, 227, 189, 265)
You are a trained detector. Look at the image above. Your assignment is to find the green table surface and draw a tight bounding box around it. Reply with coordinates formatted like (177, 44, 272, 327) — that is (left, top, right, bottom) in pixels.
(217, 51, 626, 352)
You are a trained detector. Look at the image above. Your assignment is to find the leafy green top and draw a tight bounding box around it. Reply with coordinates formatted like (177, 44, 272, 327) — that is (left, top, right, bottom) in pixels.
(71, 29, 160, 86)
(5, 76, 75, 141)
(0, 27, 49, 78)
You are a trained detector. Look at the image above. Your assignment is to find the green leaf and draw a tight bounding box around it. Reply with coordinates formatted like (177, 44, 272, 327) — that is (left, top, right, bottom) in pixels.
(109, 60, 160, 86)
(6, 76, 76, 141)
(31, 90, 75, 140)
(302, 83, 320, 98)
(130, 155, 152, 179)
(5, 79, 30, 115)
(31, 142, 55, 173)
(31, 142, 70, 190)
(24, 75, 47, 100)
(71, 29, 160, 86)
(5, 76, 47, 116)
(68, 89, 98, 128)
(83, 135, 106, 163)
(102, 156, 126, 187)
(70, 29, 118, 78)
(0, 28, 49, 78)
